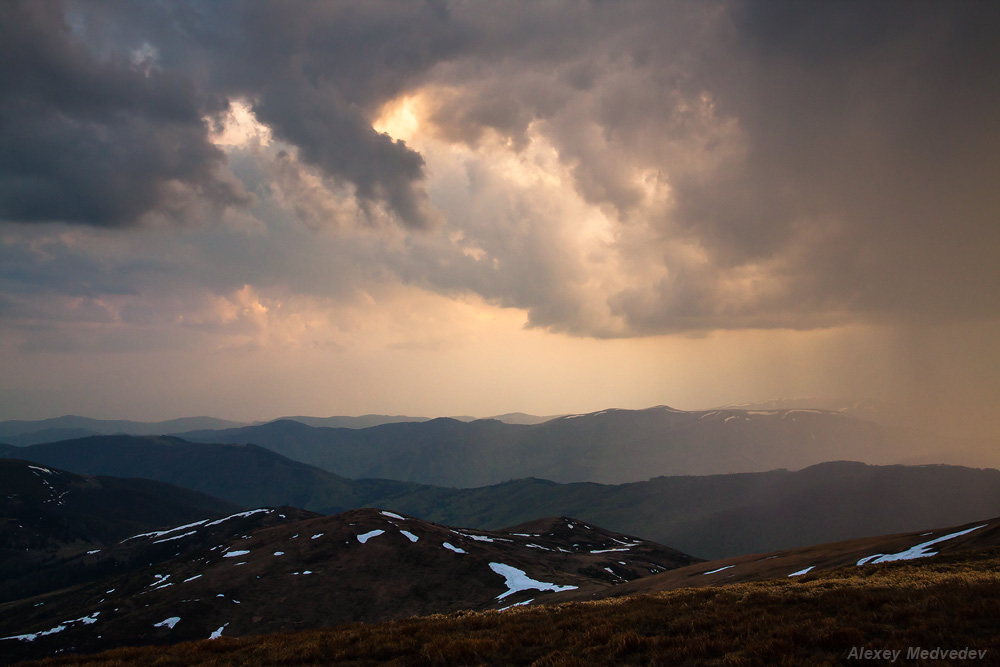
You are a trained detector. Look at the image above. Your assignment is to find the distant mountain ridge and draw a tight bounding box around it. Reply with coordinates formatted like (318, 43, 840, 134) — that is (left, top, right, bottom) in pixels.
(0, 415, 252, 439)
(0, 412, 563, 444)
(174, 405, 935, 486)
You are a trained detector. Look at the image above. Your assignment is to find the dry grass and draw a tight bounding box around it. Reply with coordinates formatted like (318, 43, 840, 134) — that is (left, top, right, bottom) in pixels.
(20, 550, 1000, 666)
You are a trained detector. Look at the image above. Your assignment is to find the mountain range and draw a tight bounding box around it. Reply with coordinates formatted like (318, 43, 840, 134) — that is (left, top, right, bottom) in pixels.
(8, 407, 995, 479)
(4, 437, 1000, 560)
(0, 412, 563, 446)
(173, 406, 924, 486)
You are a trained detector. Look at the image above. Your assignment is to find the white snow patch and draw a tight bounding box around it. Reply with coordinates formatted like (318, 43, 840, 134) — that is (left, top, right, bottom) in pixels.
(154, 617, 180, 630)
(703, 565, 735, 575)
(381, 511, 405, 520)
(311, 533, 324, 540)
(399, 530, 419, 542)
(456, 532, 494, 543)
(86, 549, 101, 555)
(28, 465, 54, 474)
(204, 508, 273, 526)
(723, 415, 739, 423)
(223, 550, 250, 558)
(443, 542, 466, 554)
(788, 566, 814, 577)
(489, 563, 577, 599)
(590, 546, 635, 554)
(859, 524, 987, 564)
(273, 551, 285, 556)
(148, 574, 171, 587)
(153, 530, 197, 544)
(208, 623, 228, 640)
(498, 598, 535, 611)
(183, 575, 202, 583)
(563, 414, 585, 419)
(357, 530, 385, 544)
(856, 555, 883, 566)
(123, 519, 208, 542)
(2, 624, 67, 642)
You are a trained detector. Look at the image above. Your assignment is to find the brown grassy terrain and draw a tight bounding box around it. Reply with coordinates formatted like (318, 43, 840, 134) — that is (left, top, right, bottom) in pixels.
(19, 548, 1000, 667)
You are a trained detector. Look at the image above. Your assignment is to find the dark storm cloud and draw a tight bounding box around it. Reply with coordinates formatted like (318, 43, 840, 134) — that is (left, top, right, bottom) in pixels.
(0, 2, 249, 227)
(644, 0, 1000, 330)
(408, 1, 1000, 333)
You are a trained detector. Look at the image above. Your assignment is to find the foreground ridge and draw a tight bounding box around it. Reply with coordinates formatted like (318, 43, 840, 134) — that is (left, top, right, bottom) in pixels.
(16, 549, 1000, 667)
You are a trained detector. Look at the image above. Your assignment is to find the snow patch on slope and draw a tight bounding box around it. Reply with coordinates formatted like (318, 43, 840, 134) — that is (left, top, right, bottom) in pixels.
(153, 617, 180, 630)
(489, 563, 577, 600)
(858, 524, 987, 565)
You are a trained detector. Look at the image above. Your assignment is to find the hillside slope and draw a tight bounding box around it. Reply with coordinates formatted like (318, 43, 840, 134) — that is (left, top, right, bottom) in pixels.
(0, 436, 382, 514)
(0, 459, 242, 602)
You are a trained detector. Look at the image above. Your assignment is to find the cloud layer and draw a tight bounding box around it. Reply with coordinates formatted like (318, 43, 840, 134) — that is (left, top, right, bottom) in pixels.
(1, 0, 998, 346)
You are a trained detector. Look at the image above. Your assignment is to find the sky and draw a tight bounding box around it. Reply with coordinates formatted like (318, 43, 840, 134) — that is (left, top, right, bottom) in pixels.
(1, 1, 998, 436)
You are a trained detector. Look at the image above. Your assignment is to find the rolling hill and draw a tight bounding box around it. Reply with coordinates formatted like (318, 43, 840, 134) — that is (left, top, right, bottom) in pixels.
(0, 508, 697, 664)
